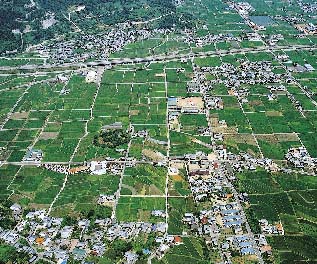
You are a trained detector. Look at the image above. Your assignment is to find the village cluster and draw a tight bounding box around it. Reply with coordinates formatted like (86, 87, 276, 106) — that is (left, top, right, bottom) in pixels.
(0, 205, 172, 264)
(2, 142, 289, 264)
(31, 24, 156, 63)
(6, 50, 315, 263)
(1, 0, 317, 263)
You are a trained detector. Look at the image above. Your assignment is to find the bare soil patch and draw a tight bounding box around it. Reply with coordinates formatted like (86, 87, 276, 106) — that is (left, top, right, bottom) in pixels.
(276, 133, 299, 142)
(39, 132, 59, 140)
(10, 111, 29, 119)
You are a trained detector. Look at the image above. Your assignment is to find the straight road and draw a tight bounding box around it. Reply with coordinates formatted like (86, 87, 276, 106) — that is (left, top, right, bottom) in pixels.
(1, 44, 317, 73)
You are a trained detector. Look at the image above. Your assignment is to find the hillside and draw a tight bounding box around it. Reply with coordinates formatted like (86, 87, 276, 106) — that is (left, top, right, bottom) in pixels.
(0, 0, 192, 54)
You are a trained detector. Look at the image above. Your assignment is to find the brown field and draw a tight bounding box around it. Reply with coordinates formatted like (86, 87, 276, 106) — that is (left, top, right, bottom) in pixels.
(10, 111, 29, 119)
(225, 133, 258, 146)
(177, 97, 204, 110)
(275, 133, 299, 142)
(138, 209, 151, 222)
(142, 149, 165, 162)
(172, 174, 183, 182)
(39, 132, 59, 140)
(266, 110, 283, 117)
(250, 100, 263, 106)
(149, 184, 163, 195)
(129, 110, 140, 116)
(256, 134, 278, 143)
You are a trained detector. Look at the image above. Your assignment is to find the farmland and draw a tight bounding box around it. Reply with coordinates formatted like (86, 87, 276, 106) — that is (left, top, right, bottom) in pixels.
(0, 0, 317, 263)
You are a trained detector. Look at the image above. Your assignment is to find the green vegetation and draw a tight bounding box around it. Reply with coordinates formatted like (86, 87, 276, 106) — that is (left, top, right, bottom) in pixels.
(236, 169, 317, 262)
(0, 243, 29, 264)
(168, 197, 196, 234)
(1, 1, 317, 262)
(159, 237, 210, 264)
(116, 197, 165, 222)
(94, 129, 130, 149)
(123, 164, 167, 195)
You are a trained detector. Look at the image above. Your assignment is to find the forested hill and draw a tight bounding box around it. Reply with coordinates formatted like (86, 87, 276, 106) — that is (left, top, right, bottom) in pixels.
(0, 0, 193, 55)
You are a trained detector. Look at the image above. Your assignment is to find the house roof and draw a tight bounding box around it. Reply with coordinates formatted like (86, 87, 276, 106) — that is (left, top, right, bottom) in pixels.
(174, 236, 182, 243)
(68, 166, 89, 174)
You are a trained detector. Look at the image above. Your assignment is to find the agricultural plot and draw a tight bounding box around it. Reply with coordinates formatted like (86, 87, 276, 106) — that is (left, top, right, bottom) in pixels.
(110, 38, 163, 58)
(169, 131, 211, 157)
(268, 236, 317, 264)
(224, 134, 260, 157)
(52, 172, 119, 215)
(179, 114, 208, 135)
(168, 168, 191, 197)
(10, 166, 65, 208)
(237, 168, 317, 263)
(116, 197, 165, 222)
(158, 237, 210, 264)
(256, 134, 301, 160)
(121, 164, 167, 196)
(0, 165, 20, 200)
(1, 2, 317, 262)
(168, 197, 196, 235)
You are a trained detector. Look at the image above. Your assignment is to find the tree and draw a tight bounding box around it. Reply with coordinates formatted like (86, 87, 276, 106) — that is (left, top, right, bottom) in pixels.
(0, 243, 29, 264)
(112, 239, 132, 257)
(93, 129, 130, 149)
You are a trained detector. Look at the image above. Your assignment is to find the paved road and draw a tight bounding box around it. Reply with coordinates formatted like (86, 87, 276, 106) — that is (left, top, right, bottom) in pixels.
(1, 44, 317, 73)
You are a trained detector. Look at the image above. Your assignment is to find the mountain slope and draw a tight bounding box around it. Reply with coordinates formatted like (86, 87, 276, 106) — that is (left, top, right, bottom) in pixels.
(0, 0, 193, 54)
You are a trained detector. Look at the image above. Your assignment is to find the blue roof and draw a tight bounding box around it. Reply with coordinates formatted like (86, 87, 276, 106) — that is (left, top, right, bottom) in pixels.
(239, 241, 252, 248)
(72, 248, 86, 257)
(235, 235, 248, 242)
(224, 220, 243, 227)
(223, 214, 241, 221)
(143, 248, 151, 255)
(221, 209, 239, 215)
(241, 247, 256, 255)
(168, 97, 177, 104)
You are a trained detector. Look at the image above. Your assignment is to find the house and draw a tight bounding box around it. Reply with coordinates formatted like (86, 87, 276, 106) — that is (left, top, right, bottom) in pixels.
(29, 256, 37, 263)
(168, 97, 179, 110)
(155, 237, 164, 243)
(168, 167, 179, 175)
(142, 248, 151, 255)
(78, 219, 90, 229)
(276, 223, 284, 235)
(72, 248, 87, 260)
(10, 203, 22, 214)
(90, 161, 107, 175)
(151, 210, 166, 218)
(260, 245, 272, 254)
(285, 147, 313, 168)
(97, 194, 115, 205)
(68, 166, 89, 175)
(174, 236, 183, 245)
(241, 247, 256, 255)
(304, 64, 314, 71)
(23, 149, 43, 162)
(157, 244, 170, 258)
(102, 122, 123, 131)
(57, 75, 69, 83)
(187, 81, 200, 93)
(86, 71, 97, 83)
(35, 237, 45, 245)
(60, 226, 73, 239)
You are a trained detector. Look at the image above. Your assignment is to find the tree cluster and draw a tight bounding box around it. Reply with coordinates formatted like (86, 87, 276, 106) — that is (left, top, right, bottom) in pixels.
(93, 129, 130, 149)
